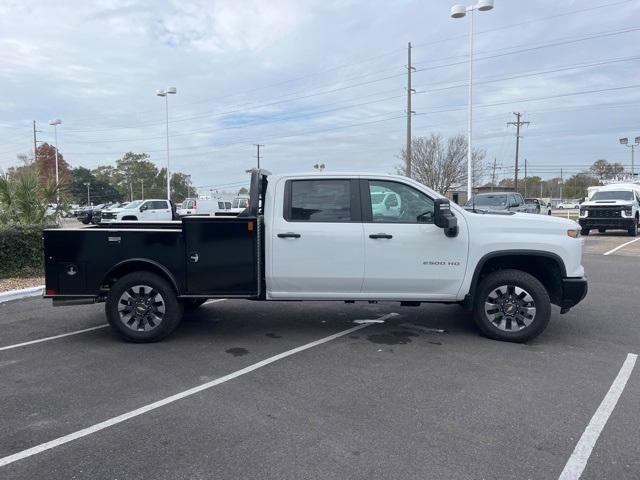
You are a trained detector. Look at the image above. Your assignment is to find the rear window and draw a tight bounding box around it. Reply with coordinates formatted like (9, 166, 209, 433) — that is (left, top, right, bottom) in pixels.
(286, 179, 352, 222)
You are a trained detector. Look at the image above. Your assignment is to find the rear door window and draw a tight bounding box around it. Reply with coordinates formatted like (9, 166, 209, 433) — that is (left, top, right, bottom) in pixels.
(285, 179, 355, 222)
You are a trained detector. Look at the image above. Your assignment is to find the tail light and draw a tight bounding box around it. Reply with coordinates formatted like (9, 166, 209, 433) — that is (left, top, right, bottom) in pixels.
(45, 288, 56, 296)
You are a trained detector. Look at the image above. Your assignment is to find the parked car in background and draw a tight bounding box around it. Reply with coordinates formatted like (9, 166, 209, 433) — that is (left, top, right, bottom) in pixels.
(464, 192, 528, 213)
(91, 203, 116, 224)
(579, 185, 640, 236)
(96, 203, 126, 224)
(227, 194, 250, 214)
(370, 190, 401, 218)
(101, 201, 139, 223)
(557, 201, 580, 209)
(110, 199, 176, 222)
(177, 198, 231, 217)
(77, 204, 105, 224)
(525, 198, 552, 215)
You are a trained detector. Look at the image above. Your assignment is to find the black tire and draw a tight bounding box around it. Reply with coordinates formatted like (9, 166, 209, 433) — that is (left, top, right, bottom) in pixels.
(105, 271, 183, 342)
(628, 218, 638, 237)
(598, 228, 606, 233)
(473, 269, 551, 343)
(181, 298, 207, 312)
(582, 229, 590, 236)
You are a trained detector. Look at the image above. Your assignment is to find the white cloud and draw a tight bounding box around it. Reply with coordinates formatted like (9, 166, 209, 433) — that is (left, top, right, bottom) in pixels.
(156, 0, 307, 54)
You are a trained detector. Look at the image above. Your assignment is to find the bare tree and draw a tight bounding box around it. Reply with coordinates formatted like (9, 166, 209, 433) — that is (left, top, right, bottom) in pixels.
(398, 133, 486, 194)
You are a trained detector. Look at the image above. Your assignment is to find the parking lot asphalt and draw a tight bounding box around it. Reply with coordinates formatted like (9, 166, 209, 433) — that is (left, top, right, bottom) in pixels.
(1, 241, 639, 480)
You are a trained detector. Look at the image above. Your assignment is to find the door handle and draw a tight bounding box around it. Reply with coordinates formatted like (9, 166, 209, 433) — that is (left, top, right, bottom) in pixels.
(369, 233, 393, 239)
(277, 232, 301, 238)
(189, 252, 199, 263)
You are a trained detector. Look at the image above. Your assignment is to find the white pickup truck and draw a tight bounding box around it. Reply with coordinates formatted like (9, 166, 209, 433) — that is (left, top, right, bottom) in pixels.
(44, 170, 587, 343)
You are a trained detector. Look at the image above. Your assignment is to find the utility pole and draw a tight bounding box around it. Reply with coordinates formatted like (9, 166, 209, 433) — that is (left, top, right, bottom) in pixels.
(84, 182, 90, 206)
(32, 121, 41, 163)
(254, 144, 264, 169)
(140, 180, 144, 200)
(560, 168, 563, 201)
(507, 112, 529, 192)
(491, 158, 497, 191)
(405, 42, 416, 177)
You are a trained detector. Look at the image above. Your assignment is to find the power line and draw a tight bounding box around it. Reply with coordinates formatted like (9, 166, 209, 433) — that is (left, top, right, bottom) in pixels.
(65, 24, 640, 135)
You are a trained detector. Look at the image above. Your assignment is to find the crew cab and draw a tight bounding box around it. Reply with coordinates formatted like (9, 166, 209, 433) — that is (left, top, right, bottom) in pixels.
(579, 185, 640, 236)
(43, 170, 587, 344)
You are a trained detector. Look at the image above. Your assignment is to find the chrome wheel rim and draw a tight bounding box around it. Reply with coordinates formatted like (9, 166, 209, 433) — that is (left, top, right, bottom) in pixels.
(484, 284, 536, 332)
(117, 285, 165, 332)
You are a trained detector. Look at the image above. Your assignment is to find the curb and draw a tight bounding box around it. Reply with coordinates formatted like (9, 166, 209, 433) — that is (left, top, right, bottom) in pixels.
(0, 286, 44, 304)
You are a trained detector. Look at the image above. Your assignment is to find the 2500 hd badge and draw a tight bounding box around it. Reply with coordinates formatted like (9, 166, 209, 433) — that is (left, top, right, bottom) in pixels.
(423, 260, 461, 266)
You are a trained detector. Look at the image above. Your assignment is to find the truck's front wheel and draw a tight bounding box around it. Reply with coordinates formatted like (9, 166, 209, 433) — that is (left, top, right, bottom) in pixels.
(473, 269, 551, 343)
(106, 272, 183, 342)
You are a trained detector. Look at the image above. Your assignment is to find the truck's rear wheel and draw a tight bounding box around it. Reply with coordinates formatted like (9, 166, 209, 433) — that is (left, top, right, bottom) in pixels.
(473, 269, 551, 343)
(598, 228, 606, 233)
(106, 272, 183, 342)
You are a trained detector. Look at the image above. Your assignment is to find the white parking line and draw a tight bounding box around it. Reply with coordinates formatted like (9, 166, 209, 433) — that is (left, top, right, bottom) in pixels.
(0, 314, 392, 468)
(0, 325, 109, 352)
(603, 237, 640, 256)
(558, 353, 638, 480)
(0, 299, 227, 353)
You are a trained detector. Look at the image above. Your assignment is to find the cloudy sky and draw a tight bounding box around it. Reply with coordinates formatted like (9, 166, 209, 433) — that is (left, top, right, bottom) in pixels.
(1, 0, 639, 192)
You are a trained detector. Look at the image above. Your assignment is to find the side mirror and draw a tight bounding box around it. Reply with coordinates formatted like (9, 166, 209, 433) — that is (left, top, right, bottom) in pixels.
(433, 199, 458, 238)
(140, 205, 147, 212)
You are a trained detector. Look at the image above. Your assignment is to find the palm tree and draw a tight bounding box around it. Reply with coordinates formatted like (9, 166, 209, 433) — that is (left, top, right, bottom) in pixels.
(0, 166, 61, 225)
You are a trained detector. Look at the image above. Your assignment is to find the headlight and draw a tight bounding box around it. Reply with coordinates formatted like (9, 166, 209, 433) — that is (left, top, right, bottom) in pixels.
(579, 208, 587, 216)
(567, 229, 581, 238)
(623, 207, 632, 215)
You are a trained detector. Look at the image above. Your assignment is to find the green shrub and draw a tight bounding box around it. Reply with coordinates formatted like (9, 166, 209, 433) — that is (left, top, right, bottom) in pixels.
(0, 225, 49, 278)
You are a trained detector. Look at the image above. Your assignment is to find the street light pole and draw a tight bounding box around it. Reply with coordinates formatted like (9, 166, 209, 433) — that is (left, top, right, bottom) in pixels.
(84, 182, 90, 205)
(619, 136, 640, 178)
(156, 87, 177, 201)
(451, 0, 494, 200)
(48, 118, 62, 203)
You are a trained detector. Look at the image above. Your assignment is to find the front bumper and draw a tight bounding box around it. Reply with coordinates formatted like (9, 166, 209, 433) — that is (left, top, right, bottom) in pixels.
(559, 277, 588, 312)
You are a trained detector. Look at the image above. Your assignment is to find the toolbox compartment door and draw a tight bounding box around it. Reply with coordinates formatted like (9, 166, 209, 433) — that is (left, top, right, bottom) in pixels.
(183, 217, 258, 296)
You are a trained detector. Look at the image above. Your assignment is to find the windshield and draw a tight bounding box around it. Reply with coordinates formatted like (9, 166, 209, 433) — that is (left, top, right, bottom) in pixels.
(592, 191, 634, 201)
(466, 195, 507, 207)
(124, 200, 143, 209)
